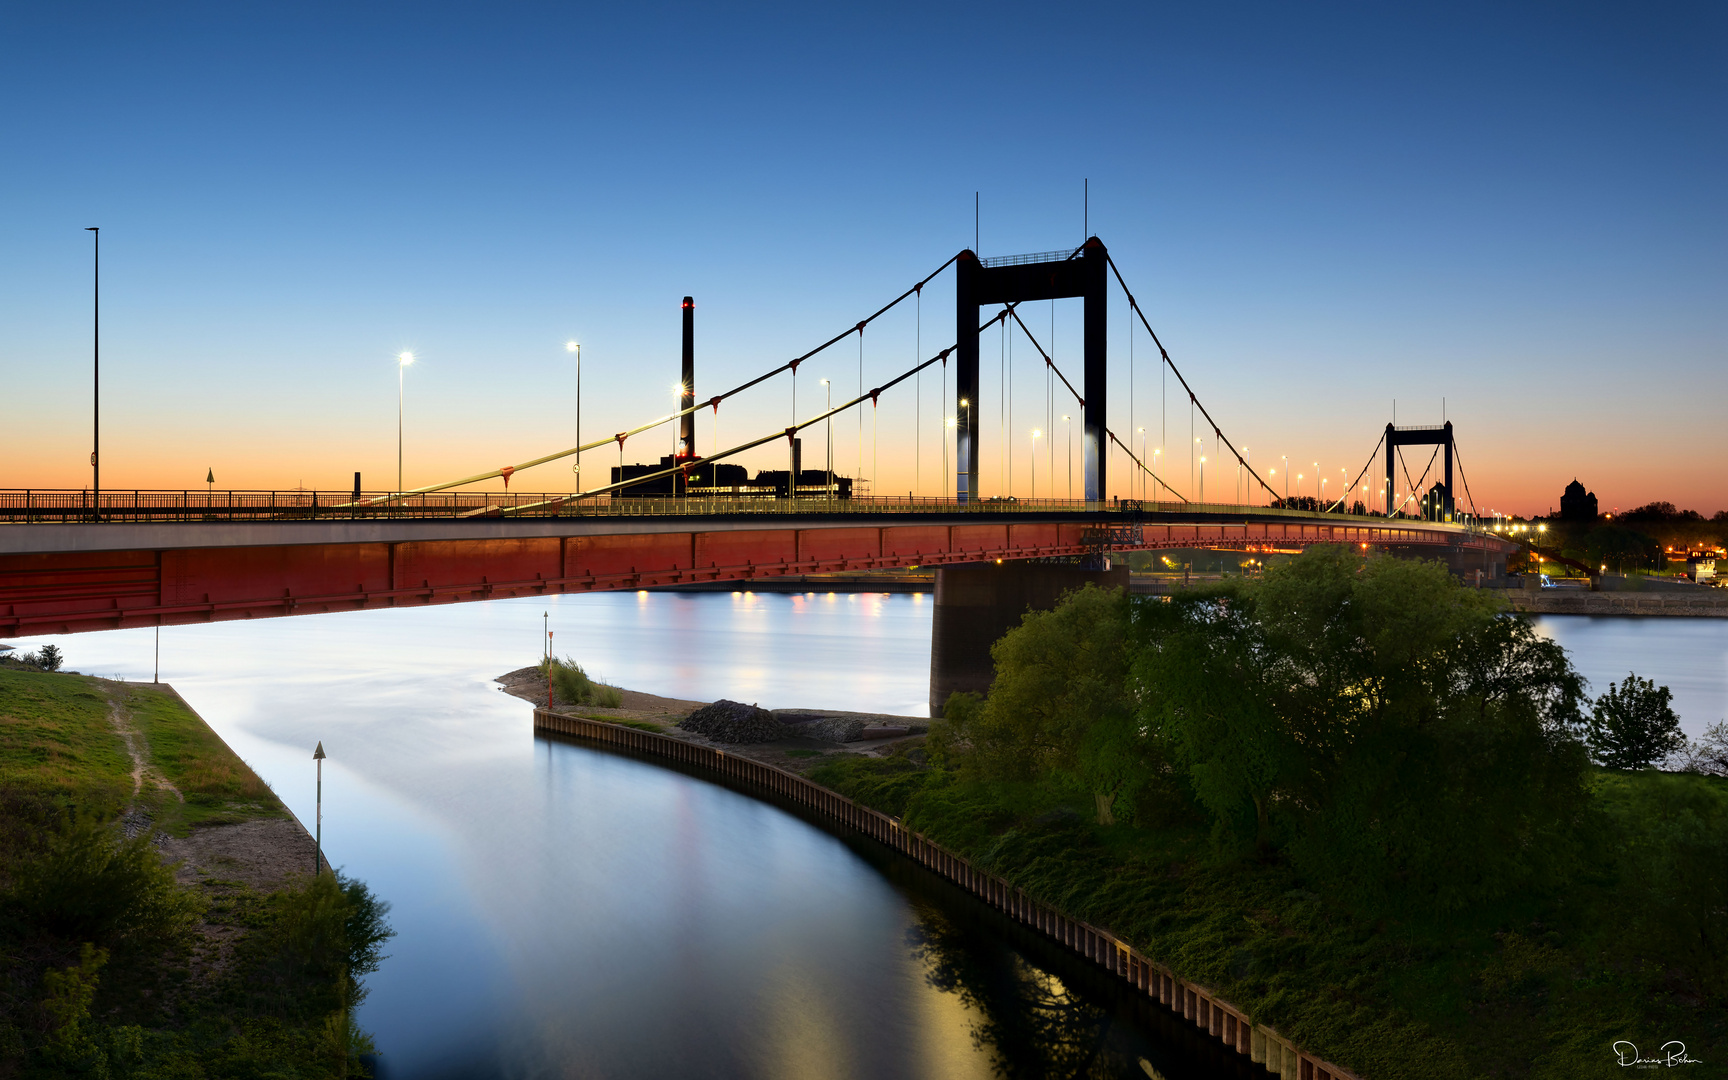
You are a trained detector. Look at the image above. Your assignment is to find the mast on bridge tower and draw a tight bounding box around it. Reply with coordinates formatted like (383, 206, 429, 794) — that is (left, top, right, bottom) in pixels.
(955, 238, 1109, 503)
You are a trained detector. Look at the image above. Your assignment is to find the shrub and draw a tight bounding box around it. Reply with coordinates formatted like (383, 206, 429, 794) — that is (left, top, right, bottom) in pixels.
(8, 813, 203, 943)
(247, 867, 395, 1029)
(1588, 672, 1685, 769)
(546, 655, 623, 708)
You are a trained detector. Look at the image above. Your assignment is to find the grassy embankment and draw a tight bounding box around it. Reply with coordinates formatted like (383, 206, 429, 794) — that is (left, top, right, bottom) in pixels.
(812, 752, 1727, 1079)
(0, 666, 389, 1078)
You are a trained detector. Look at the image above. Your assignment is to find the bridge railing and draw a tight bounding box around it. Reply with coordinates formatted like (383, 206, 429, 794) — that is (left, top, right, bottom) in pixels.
(0, 488, 1482, 530)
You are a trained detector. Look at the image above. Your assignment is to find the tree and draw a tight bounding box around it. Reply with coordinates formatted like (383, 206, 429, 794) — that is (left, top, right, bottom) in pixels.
(1134, 547, 1592, 913)
(1679, 721, 1728, 776)
(1588, 673, 1684, 769)
(941, 584, 1154, 824)
(36, 644, 63, 671)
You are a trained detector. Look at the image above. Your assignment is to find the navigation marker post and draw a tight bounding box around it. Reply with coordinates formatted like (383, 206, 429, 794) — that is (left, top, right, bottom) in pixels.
(312, 741, 326, 875)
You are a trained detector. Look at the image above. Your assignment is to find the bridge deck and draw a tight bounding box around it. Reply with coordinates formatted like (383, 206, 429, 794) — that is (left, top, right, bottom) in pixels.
(0, 502, 1511, 636)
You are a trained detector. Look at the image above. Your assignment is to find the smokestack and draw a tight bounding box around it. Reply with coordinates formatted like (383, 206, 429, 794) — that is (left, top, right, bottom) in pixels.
(680, 297, 695, 459)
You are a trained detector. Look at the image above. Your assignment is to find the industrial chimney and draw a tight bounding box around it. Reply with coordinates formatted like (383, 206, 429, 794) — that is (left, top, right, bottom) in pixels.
(679, 297, 695, 459)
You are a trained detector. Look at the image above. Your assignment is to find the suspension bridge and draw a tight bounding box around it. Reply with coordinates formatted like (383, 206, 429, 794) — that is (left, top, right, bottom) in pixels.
(1, 238, 1515, 686)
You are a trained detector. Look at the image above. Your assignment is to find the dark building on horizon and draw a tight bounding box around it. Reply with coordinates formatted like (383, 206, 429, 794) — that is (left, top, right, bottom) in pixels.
(1559, 479, 1599, 522)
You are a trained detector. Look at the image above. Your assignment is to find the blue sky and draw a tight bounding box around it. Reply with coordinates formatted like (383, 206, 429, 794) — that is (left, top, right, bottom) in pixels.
(3, 2, 1722, 513)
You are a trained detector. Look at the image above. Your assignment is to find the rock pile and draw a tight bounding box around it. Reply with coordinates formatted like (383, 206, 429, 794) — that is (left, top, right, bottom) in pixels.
(803, 716, 866, 743)
(677, 700, 788, 744)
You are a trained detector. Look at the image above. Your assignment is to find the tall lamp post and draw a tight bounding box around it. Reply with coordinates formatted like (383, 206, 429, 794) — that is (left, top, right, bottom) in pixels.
(312, 741, 326, 875)
(1031, 429, 1042, 500)
(1137, 428, 1146, 501)
(566, 341, 581, 491)
(1061, 415, 1072, 501)
(397, 352, 415, 493)
(820, 379, 833, 501)
(85, 227, 100, 520)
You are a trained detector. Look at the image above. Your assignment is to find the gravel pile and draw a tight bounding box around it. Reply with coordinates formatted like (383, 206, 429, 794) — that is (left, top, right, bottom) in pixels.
(678, 699, 789, 744)
(803, 716, 866, 743)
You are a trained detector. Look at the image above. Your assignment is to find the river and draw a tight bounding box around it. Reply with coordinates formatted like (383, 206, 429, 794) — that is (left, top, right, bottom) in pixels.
(14, 592, 1728, 1077)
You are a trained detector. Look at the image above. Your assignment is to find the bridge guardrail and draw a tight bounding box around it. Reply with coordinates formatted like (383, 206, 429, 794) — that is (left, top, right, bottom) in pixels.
(0, 488, 1488, 534)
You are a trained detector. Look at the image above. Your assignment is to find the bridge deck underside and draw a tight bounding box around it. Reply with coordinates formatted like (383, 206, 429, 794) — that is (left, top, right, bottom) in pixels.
(1, 520, 1508, 635)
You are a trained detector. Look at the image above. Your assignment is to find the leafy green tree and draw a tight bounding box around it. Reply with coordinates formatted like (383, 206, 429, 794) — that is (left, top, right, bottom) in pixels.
(1588, 673, 1684, 769)
(941, 584, 1158, 824)
(35, 644, 63, 671)
(1134, 547, 1592, 913)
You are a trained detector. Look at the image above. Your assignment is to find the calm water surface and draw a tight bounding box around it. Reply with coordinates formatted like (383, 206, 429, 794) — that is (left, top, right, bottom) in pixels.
(23, 592, 1252, 1079)
(15, 594, 1727, 1076)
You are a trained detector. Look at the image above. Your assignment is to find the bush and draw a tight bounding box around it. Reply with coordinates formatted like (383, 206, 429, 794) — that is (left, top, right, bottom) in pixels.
(8, 813, 203, 943)
(6, 644, 64, 671)
(545, 655, 623, 708)
(1588, 672, 1685, 769)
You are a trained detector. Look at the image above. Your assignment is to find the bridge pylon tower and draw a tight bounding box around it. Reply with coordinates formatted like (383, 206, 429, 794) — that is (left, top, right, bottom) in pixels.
(1385, 420, 1453, 519)
(955, 238, 1109, 502)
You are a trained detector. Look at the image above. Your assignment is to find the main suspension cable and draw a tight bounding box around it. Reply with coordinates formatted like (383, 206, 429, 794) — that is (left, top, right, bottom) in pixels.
(1106, 254, 1278, 501)
(350, 252, 961, 506)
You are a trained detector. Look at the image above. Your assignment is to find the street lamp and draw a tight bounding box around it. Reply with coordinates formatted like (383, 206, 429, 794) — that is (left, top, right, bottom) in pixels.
(944, 415, 957, 502)
(1281, 455, 1288, 503)
(958, 398, 972, 501)
(566, 341, 581, 490)
(85, 227, 100, 520)
(1152, 446, 1161, 503)
(1137, 427, 1146, 502)
(1061, 415, 1072, 501)
(397, 353, 415, 494)
(1199, 456, 1207, 502)
(1031, 429, 1042, 500)
(820, 379, 833, 501)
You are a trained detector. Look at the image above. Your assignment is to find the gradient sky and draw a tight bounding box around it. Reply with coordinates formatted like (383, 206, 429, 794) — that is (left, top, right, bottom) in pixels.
(3, 2, 1723, 516)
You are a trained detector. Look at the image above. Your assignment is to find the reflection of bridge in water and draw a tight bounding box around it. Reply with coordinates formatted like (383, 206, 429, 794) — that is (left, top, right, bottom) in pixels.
(3, 236, 1516, 707)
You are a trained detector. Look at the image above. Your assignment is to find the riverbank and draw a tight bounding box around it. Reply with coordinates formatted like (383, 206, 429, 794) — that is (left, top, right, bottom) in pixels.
(0, 666, 382, 1076)
(516, 673, 1728, 1080)
(496, 665, 929, 772)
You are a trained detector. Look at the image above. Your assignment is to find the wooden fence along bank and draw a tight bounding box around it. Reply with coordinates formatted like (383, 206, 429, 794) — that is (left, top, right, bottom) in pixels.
(535, 709, 1364, 1080)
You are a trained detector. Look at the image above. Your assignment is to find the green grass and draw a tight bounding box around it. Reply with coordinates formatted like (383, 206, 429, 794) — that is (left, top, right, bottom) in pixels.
(811, 751, 1728, 1080)
(0, 668, 384, 1076)
(0, 667, 135, 858)
(123, 685, 284, 835)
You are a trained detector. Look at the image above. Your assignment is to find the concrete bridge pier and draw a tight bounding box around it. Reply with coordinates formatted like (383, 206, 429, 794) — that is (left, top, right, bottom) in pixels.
(1384, 543, 1506, 583)
(929, 561, 1128, 716)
